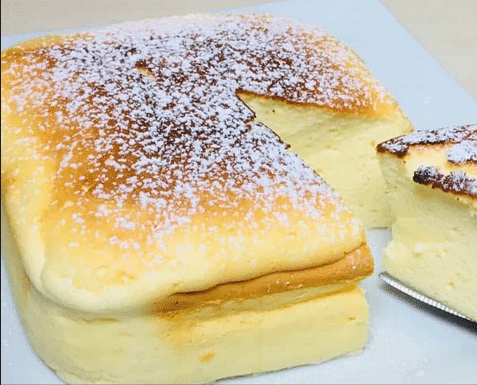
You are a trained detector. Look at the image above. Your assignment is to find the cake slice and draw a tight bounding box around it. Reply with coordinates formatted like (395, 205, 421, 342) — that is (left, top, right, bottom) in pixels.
(377, 124, 477, 321)
(1, 14, 375, 384)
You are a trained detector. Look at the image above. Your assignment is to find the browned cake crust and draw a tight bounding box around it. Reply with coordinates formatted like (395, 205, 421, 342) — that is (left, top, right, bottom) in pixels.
(377, 124, 477, 198)
(151, 244, 373, 314)
(413, 166, 477, 198)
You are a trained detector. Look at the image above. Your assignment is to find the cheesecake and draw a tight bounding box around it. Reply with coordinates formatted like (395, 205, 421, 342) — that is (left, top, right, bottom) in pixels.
(377, 124, 477, 321)
(0, 14, 378, 384)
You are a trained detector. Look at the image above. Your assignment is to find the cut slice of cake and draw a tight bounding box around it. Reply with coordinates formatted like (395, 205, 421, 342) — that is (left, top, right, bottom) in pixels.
(1, 14, 376, 384)
(377, 124, 477, 321)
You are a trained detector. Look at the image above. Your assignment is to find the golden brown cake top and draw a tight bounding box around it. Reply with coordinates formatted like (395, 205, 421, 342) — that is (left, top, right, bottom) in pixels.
(1, 14, 394, 232)
(1, 14, 369, 312)
(378, 124, 477, 198)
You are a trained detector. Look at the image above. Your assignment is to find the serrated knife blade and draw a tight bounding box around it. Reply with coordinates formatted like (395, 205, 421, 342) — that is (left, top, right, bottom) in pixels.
(379, 271, 473, 322)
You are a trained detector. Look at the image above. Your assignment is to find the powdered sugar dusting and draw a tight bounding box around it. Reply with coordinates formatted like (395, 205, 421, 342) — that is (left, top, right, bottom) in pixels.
(377, 124, 477, 158)
(1, 14, 366, 253)
(446, 132, 477, 164)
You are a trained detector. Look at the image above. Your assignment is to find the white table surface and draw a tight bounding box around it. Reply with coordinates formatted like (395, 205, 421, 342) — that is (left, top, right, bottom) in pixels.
(2, 1, 477, 384)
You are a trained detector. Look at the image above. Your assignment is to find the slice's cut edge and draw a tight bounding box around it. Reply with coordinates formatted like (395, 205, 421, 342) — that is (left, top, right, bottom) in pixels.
(238, 91, 414, 229)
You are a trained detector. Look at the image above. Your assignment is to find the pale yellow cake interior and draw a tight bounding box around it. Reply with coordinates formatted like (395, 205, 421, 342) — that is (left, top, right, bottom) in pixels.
(379, 143, 477, 321)
(239, 93, 413, 228)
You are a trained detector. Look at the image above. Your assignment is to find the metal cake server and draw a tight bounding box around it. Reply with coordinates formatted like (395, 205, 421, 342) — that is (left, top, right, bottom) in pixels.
(379, 272, 473, 322)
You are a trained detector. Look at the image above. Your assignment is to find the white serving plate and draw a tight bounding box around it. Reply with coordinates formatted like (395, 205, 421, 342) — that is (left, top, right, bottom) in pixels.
(2, 0, 477, 383)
